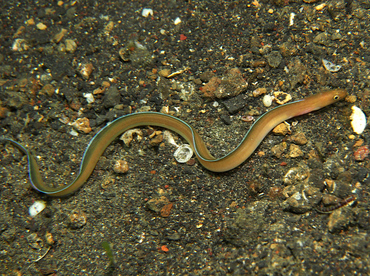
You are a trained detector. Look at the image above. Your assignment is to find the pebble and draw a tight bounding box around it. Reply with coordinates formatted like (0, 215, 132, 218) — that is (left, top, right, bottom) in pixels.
(289, 144, 303, 158)
(350, 106, 367, 134)
(272, 122, 291, 135)
(290, 132, 308, 145)
(200, 68, 248, 99)
(71, 117, 92, 134)
(53, 28, 68, 43)
(113, 160, 129, 173)
(146, 196, 170, 213)
(149, 134, 163, 146)
(262, 94, 273, 107)
(346, 95, 357, 103)
(69, 210, 87, 229)
(79, 62, 94, 80)
(83, 93, 95, 103)
(40, 83, 55, 97)
(36, 22, 47, 30)
(271, 142, 287, 158)
(327, 208, 353, 233)
(283, 164, 310, 185)
(354, 145, 369, 161)
(45, 232, 55, 246)
(252, 88, 267, 97)
(159, 69, 171, 78)
(265, 51, 282, 68)
(160, 203, 173, 218)
(65, 39, 77, 53)
(282, 191, 312, 214)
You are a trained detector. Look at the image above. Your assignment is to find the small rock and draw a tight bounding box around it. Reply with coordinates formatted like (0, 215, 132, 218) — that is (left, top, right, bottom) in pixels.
(199, 70, 215, 82)
(313, 32, 329, 45)
(354, 145, 369, 161)
(262, 94, 273, 107)
(201, 68, 248, 99)
(71, 117, 92, 133)
(146, 196, 170, 214)
(327, 207, 353, 233)
(265, 50, 282, 68)
(272, 122, 291, 135)
(252, 88, 267, 97)
(78, 62, 94, 80)
(65, 39, 77, 53)
(283, 164, 310, 185)
(40, 83, 55, 96)
(103, 86, 121, 108)
(36, 22, 47, 30)
(160, 203, 173, 218)
(113, 160, 129, 173)
(69, 210, 87, 229)
(200, 76, 222, 98)
(327, 0, 346, 21)
(289, 144, 303, 158)
(149, 134, 163, 146)
(222, 94, 249, 114)
(53, 28, 68, 43)
(271, 142, 287, 158)
(159, 69, 171, 78)
(290, 132, 308, 145)
(282, 191, 312, 214)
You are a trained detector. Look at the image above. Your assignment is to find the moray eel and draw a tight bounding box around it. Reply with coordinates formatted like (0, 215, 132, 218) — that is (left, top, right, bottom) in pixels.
(0, 89, 347, 196)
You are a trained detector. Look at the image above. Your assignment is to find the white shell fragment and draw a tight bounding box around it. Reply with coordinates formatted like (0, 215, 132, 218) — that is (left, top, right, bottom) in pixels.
(120, 129, 143, 146)
(174, 17, 181, 25)
(262, 94, 273, 107)
(322, 59, 342, 72)
(29, 201, 46, 217)
(174, 144, 193, 163)
(142, 8, 153, 18)
(350, 106, 367, 134)
(83, 93, 95, 103)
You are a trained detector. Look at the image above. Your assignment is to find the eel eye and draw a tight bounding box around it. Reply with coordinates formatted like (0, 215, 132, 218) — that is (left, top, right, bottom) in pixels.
(334, 95, 339, 100)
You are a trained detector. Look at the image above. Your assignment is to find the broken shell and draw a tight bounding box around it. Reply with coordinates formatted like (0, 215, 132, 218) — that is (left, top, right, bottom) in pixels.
(83, 92, 95, 103)
(273, 92, 292, 105)
(322, 59, 342, 72)
(12, 39, 29, 52)
(174, 144, 193, 163)
(174, 17, 181, 25)
(163, 130, 178, 147)
(142, 8, 153, 17)
(120, 129, 143, 146)
(350, 106, 367, 134)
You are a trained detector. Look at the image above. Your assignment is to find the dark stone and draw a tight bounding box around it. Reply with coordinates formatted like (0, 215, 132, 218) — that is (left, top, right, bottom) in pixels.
(222, 94, 248, 114)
